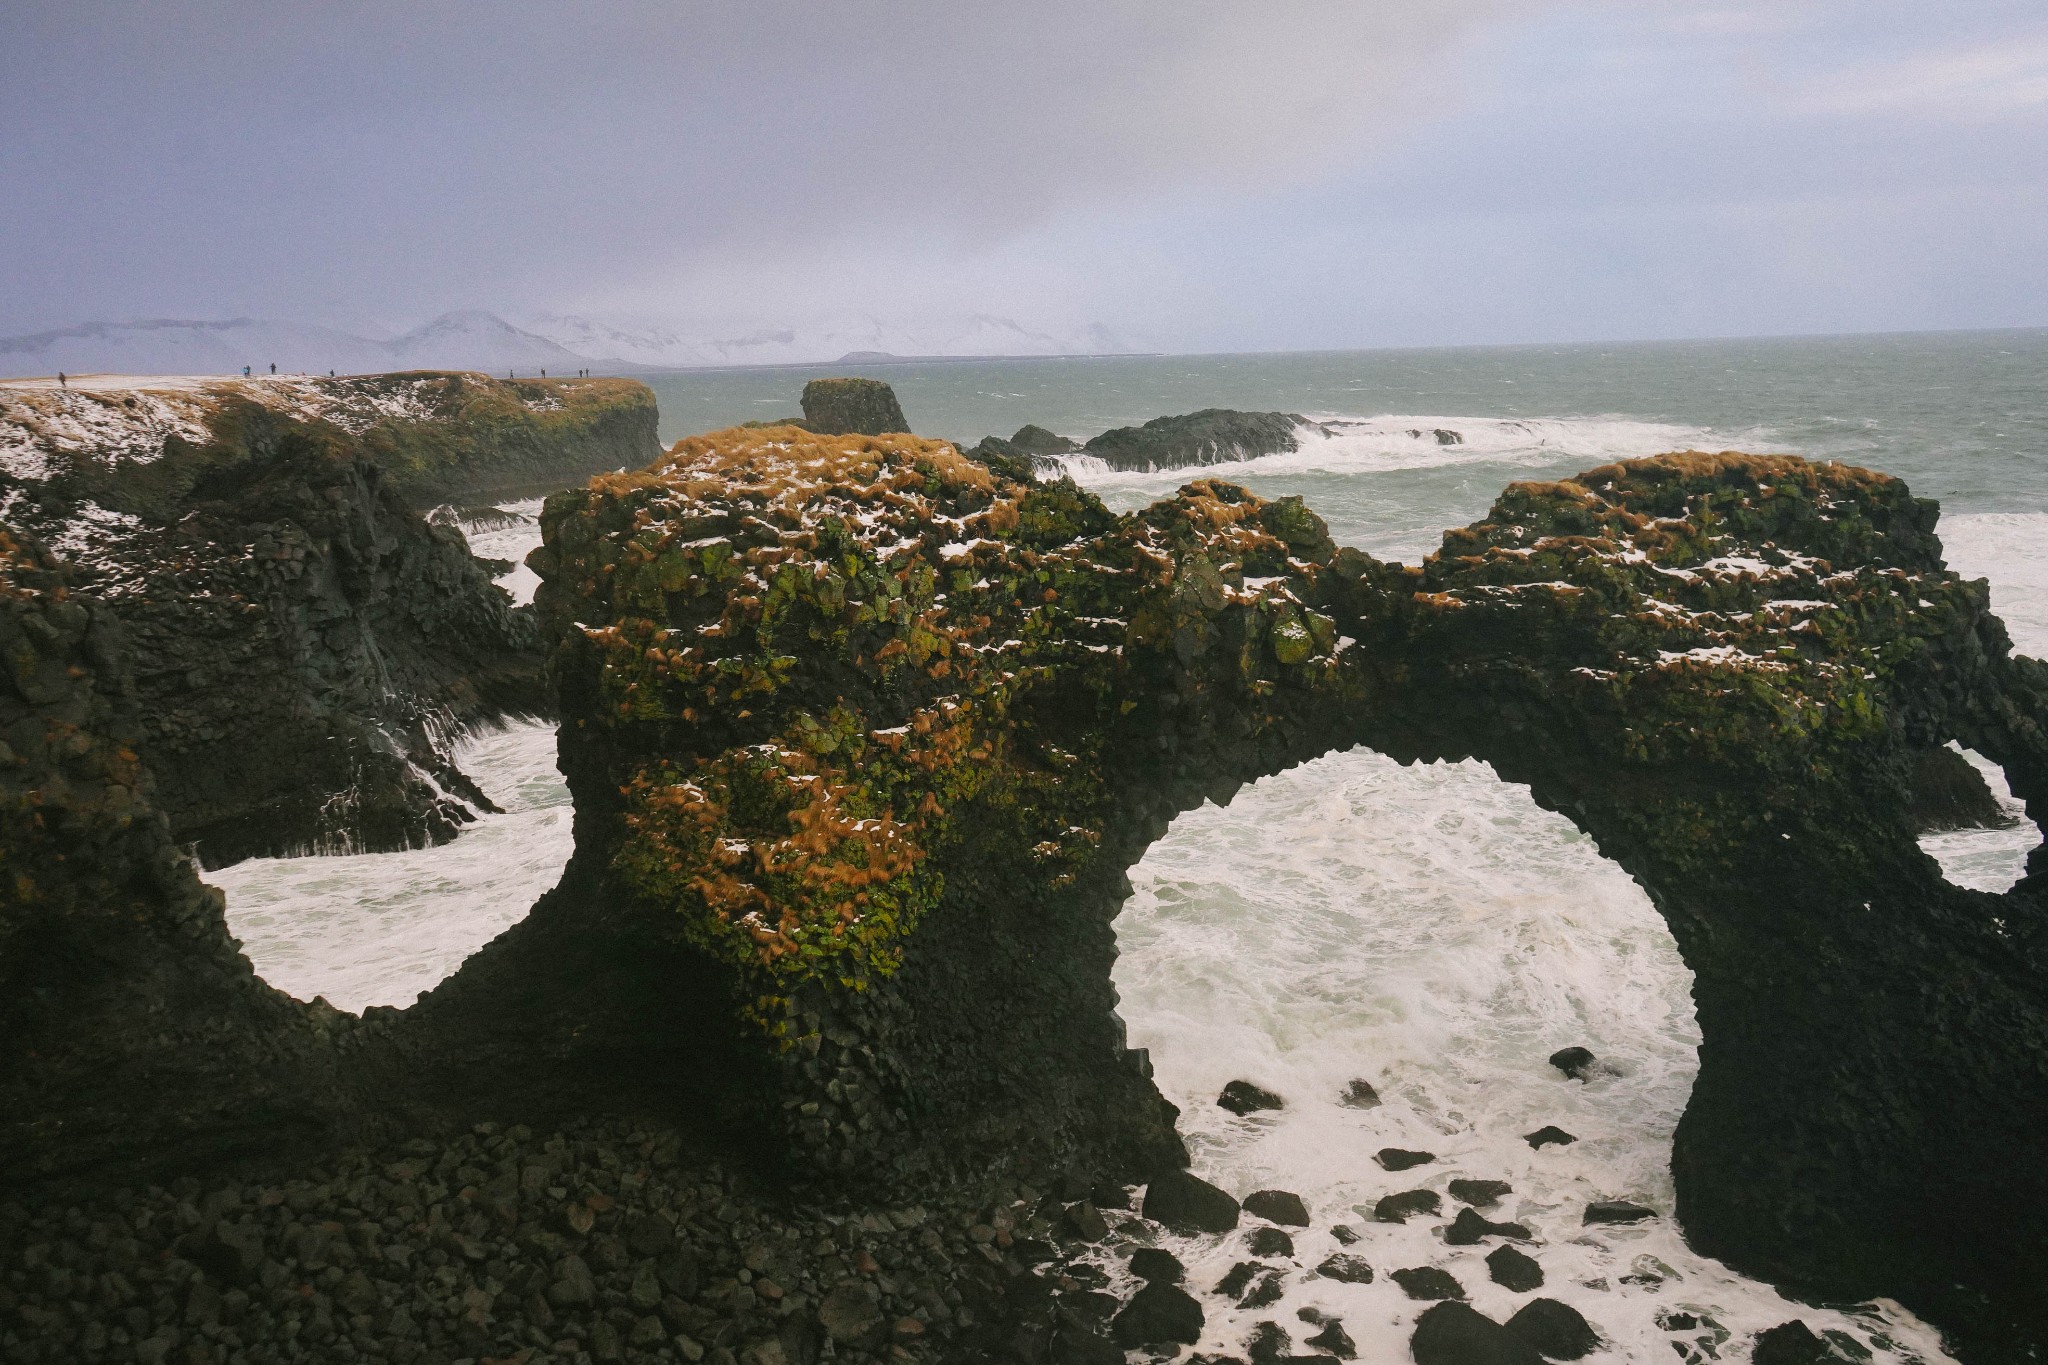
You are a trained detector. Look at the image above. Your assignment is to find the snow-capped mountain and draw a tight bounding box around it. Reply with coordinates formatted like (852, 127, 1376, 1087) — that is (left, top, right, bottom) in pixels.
(0, 309, 1143, 380)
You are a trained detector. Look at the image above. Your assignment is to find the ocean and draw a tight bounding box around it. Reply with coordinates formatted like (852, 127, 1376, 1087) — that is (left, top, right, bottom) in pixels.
(213, 329, 2048, 1363)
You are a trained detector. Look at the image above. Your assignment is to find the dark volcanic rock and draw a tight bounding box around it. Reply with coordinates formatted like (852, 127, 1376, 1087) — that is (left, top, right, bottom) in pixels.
(1314, 1253, 1373, 1284)
(1377, 1147, 1436, 1171)
(1246, 1225, 1295, 1257)
(1392, 1266, 1466, 1301)
(1411, 1302, 1543, 1365)
(1144, 1169, 1242, 1233)
(1237, 1268, 1286, 1308)
(1306, 1316, 1359, 1358)
(1215, 1261, 1260, 1298)
(1524, 1126, 1577, 1149)
(1245, 1320, 1292, 1363)
(1751, 1320, 1832, 1365)
(1082, 408, 1304, 472)
(1906, 744, 2014, 831)
(1219, 1078, 1286, 1114)
(801, 376, 910, 435)
(1547, 1046, 1596, 1080)
(1243, 1187, 1311, 1225)
(1445, 1207, 1534, 1245)
(1487, 1245, 1545, 1292)
(1129, 1246, 1185, 1283)
(1583, 1200, 1656, 1225)
(1504, 1299, 1600, 1360)
(1374, 1188, 1443, 1222)
(1339, 1077, 1382, 1108)
(1011, 423, 1081, 455)
(1450, 1178, 1513, 1207)
(1112, 1280, 1205, 1347)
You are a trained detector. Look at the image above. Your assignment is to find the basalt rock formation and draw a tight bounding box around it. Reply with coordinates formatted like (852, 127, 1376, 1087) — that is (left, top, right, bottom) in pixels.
(5, 416, 2047, 1356)
(1081, 407, 1305, 470)
(799, 378, 910, 437)
(0, 373, 659, 863)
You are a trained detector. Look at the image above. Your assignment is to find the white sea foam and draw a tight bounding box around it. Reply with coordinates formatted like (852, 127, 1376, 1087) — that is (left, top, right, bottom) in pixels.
(1938, 511, 2048, 659)
(1919, 746, 2036, 894)
(1109, 749, 1954, 1363)
(212, 718, 572, 1012)
(460, 497, 547, 605)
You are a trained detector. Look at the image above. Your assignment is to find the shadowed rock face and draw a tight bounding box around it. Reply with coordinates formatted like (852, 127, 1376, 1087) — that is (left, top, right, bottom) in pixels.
(5, 423, 2047, 1355)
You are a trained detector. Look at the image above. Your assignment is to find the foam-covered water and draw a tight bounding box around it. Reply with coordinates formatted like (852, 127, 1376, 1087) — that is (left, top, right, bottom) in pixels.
(1107, 751, 1954, 1362)
(459, 497, 546, 605)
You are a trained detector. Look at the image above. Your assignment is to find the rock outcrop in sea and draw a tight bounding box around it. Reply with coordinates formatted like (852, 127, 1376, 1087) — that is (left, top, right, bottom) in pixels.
(0, 372, 659, 862)
(4, 385, 2048, 1360)
(1080, 408, 1305, 470)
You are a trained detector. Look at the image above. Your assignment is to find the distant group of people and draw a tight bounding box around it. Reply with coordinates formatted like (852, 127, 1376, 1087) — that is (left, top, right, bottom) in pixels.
(509, 368, 596, 379)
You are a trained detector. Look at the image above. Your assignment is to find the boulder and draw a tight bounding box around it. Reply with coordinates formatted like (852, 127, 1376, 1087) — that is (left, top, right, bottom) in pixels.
(1245, 1320, 1291, 1363)
(1444, 1207, 1533, 1246)
(1374, 1189, 1442, 1222)
(1143, 1169, 1241, 1234)
(1129, 1247, 1184, 1283)
(1523, 1127, 1577, 1149)
(1504, 1299, 1600, 1360)
(1391, 1266, 1465, 1301)
(1219, 1079, 1286, 1115)
(818, 1283, 883, 1343)
(1111, 1281, 1204, 1347)
(1082, 408, 1305, 472)
(1010, 424, 1081, 455)
(1486, 1246, 1544, 1293)
(1448, 1179, 1512, 1208)
(1237, 1268, 1286, 1308)
(1377, 1148, 1436, 1171)
(1314, 1253, 1373, 1284)
(1411, 1303, 1544, 1365)
(1242, 1189, 1310, 1226)
(1330, 1223, 1361, 1244)
(1547, 1047, 1596, 1081)
(1339, 1078, 1381, 1109)
(1582, 1200, 1656, 1225)
(1306, 1316, 1358, 1358)
(1214, 1261, 1260, 1298)
(799, 377, 909, 435)
(1245, 1226, 1294, 1257)
(1751, 1321, 1831, 1365)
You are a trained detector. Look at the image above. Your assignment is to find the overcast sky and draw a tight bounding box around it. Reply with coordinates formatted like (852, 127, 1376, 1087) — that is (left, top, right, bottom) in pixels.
(4, 0, 2045, 350)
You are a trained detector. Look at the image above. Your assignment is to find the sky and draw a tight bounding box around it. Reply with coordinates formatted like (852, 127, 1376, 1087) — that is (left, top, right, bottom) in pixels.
(3, 0, 2046, 351)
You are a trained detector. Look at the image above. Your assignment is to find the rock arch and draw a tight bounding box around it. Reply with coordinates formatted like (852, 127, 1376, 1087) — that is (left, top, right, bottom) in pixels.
(6, 432, 2047, 1354)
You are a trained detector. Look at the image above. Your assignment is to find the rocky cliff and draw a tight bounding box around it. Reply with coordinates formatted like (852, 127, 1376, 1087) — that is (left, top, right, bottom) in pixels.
(5, 415, 2047, 1358)
(0, 372, 659, 863)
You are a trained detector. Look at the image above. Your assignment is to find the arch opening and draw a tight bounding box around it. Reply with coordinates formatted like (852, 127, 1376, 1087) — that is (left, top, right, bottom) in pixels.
(1916, 743, 2039, 896)
(1109, 747, 1956, 1363)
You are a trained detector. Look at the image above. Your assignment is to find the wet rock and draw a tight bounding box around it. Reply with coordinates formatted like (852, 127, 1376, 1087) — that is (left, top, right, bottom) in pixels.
(1524, 1126, 1577, 1149)
(1444, 1207, 1534, 1245)
(1752, 1321, 1832, 1365)
(800, 376, 909, 435)
(1392, 1266, 1466, 1300)
(1330, 1223, 1361, 1244)
(1246, 1225, 1295, 1257)
(1411, 1302, 1544, 1365)
(818, 1282, 883, 1343)
(1547, 1047, 1596, 1081)
(1315, 1252, 1374, 1284)
(1487, 1245, 1544, 1292)
(1339, 1078, 1381, 1109)
(1505, 1299, 1601, 1360)
(1053, 1322, 1125, 1365)
(1066, 1200, 1111, 1242)
(1306, 1315, 1358, 1359)
(1243, 1188, 1311, 1226)
(1143, 1169, 1241, 1233)
(1377, 1147, 1436, 1171)
(1238, 1268, 1287, 1308)
(1246, 1320, 1292, 1363)
(1112, 1280, 1205, 1347)
(1083, 408, 1305, 472)
(1215, 1261, 1261, 1298)
(1009, 424, 1082, 456)
(1449, 1178, 1513, 1208)
(1130, 1246, 1185, 1283)
(1582, 1200, 1656, 1225)
(1374, 1188, 1442, 1222)
(1219, 1079, 1286, 1115)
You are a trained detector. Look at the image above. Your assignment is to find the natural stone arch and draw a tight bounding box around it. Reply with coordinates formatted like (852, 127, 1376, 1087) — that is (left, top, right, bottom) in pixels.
(7, 431, 2048, 1356)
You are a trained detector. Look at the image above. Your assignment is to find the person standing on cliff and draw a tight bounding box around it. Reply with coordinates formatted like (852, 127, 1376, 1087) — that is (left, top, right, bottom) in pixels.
(268, 363, 275, 375)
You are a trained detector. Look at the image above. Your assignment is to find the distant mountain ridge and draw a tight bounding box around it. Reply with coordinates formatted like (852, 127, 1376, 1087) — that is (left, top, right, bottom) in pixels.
(0, 310, 1140, 378)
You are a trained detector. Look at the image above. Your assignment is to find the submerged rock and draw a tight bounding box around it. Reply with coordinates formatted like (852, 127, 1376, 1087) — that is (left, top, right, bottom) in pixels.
(1339, 1077, 1382, 1108)
(1504, 1298, 1601, 1360)
(1144, 1170, 1241, 1233)
(1219, 1078, 1286, 1114)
